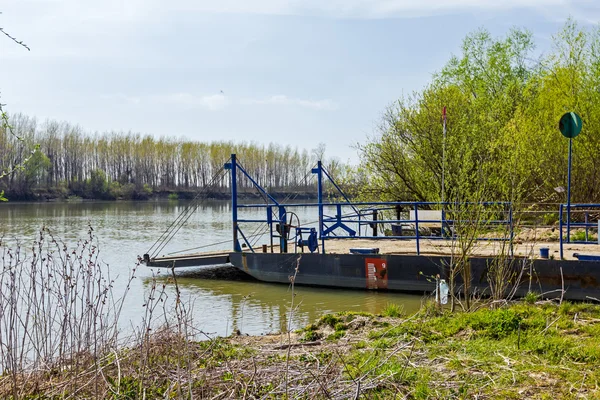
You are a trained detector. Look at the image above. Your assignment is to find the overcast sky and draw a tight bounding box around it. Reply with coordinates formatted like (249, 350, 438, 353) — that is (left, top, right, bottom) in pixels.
(1, 1, 599, 163)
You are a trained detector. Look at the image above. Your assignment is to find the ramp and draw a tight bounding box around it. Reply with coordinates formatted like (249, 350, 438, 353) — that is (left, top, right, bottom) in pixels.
(144, 252, 231, 268)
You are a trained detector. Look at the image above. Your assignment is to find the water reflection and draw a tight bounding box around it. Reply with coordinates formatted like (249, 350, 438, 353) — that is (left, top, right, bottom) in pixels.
(148, 271, 423, 336)
(0, 200, 424, 336)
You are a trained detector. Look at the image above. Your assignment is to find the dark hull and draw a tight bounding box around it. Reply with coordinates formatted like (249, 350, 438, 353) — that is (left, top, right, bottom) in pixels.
(229, 252, 600, 301)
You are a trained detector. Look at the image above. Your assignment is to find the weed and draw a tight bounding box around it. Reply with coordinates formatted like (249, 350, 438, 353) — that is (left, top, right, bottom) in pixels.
(524, 291, 538, 304)
(381, 302, 403, 317)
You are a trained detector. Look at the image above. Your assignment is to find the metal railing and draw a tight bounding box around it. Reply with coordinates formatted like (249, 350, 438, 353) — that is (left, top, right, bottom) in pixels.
(226, 154, 515, 256)
(318, 201, 513, 255)
(559, 203, 600, 259)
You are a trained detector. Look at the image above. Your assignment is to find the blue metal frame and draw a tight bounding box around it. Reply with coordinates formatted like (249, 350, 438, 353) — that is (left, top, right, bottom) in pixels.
(224, 154, 242, 252)
(312, 162, 325, 253)
(559, 203, 600, 259)
(226, 153, 515, 255)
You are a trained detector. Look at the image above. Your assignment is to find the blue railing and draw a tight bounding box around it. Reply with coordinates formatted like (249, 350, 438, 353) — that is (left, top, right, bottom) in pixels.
(319, 201, 513, 255)
(227, 153, 514, 256)
(559, 203, 600, 259)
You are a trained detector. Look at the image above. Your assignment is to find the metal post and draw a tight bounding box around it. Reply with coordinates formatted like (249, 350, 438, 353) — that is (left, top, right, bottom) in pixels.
(267, 206, 274, 253)
(279, 206, 287, 253)
(559, 204, 564, 260)
(358, 211, 361, 236)
(414, 203, 420, 255)
(231, 154, 241, 252)
(317, 161, 325, 254)
(567, 138, 572, 243)
(372, 209, 378, 237)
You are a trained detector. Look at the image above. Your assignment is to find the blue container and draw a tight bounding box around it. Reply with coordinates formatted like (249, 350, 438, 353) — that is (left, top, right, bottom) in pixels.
(539, 247, 549, 259)
(573, 253, 600, 261)
(349, 248, 380, 255)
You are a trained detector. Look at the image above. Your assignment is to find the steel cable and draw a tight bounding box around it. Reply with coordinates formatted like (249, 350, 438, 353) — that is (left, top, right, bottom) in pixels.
(146, 161, 229, 258)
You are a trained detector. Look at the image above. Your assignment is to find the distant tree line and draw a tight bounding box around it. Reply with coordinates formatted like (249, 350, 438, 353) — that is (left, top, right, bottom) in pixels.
(0, 114, 344, 200)
(359, 20, 600, 207)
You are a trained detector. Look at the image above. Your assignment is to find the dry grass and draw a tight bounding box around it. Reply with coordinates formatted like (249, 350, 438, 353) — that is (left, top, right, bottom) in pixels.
(5, 301, 600, 399)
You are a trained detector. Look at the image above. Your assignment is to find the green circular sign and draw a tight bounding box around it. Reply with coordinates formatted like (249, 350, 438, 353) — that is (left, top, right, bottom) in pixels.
(559, 112, 582, 139)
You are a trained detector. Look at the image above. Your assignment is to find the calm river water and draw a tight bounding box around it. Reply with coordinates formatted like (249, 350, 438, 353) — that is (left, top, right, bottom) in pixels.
(0, 200, 423, 337)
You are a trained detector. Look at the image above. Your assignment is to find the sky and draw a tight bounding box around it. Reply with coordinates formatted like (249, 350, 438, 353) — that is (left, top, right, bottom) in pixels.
(1, 1, 599, 164)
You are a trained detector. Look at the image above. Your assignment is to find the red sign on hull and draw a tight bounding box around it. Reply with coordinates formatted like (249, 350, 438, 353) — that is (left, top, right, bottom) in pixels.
(365, 258, 388, 289)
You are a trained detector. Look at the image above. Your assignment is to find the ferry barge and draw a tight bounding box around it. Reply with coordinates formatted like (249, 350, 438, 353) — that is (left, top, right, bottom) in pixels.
(143, 154, 600, 301)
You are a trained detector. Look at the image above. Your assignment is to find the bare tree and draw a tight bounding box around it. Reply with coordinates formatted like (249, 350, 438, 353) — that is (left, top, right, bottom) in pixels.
(0, 14, 34, 200)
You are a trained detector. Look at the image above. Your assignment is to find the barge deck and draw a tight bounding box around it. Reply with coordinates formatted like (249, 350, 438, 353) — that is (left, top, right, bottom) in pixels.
(147, 237, 598, 267)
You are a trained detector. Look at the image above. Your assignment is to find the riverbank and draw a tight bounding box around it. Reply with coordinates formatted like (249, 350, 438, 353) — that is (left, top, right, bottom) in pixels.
(4, 300, 599, 399)
(1, 188, 319, 202)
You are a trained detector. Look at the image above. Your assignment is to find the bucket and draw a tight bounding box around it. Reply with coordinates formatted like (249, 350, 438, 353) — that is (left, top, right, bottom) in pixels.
(539, 247, 550, 259)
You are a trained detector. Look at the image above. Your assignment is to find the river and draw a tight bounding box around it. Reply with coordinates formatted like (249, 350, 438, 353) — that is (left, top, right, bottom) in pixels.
(0, 200, 423, 337)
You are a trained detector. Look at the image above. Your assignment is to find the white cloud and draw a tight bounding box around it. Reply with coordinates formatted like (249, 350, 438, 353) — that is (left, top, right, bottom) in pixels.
(102, 93, 229, 111)
(2, 0, 581, 21)
(103, 94, 142, 105)
(157, 93, 229, 111)
(243, 95, 338, 111)
(107, 93, 336, 111)
(161, 0, 570, 18)
(2, 0, 596, 58)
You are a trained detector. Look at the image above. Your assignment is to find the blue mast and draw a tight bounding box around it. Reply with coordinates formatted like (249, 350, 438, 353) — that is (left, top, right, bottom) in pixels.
(312, 161, 325, 253)
(225, 154, 242, 252)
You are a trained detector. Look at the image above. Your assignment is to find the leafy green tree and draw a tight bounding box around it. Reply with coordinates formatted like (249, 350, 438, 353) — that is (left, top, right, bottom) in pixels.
(20, 150, 50, 193)
(359, 20, 600, 207)
(88, 169, 109, 199)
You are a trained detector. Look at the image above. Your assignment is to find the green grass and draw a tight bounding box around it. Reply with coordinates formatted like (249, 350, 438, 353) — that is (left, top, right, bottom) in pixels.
(350, 302, 600, 398)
